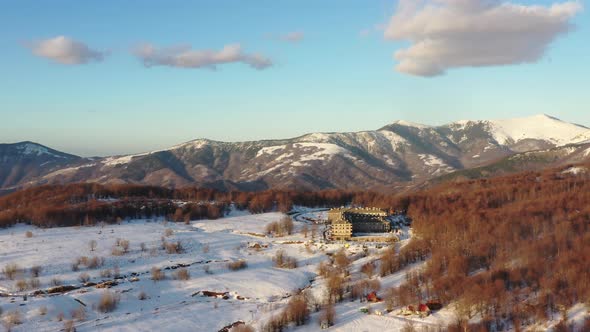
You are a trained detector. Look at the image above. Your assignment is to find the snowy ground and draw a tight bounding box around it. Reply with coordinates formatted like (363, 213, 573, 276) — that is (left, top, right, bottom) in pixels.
(1, 209, 584, 331)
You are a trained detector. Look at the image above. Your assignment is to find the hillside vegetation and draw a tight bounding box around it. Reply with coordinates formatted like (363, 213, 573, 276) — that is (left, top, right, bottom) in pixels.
(0, 184, 354, 228)
(396, 164, 590, 329)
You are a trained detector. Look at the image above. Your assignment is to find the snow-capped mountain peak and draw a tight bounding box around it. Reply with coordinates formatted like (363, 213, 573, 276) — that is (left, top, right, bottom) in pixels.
(486, 114, 590, 145)
(391, 120, 432, 129)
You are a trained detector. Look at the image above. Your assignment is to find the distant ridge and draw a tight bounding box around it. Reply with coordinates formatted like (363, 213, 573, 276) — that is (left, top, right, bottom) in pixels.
(1, 114, 589, 192)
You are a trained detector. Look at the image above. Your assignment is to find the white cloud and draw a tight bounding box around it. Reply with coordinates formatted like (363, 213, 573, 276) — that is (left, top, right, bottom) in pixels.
(27, 36, 107, 65)
(133, 43, 272, 70)
(279, 31, 305, 43)
(385, 0, 582, 77)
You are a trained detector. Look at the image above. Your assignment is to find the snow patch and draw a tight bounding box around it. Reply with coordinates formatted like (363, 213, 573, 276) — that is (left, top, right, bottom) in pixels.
(418, 154, 447, 168)
(43, 163, 96, 177)
(103, 155, 137, 166)
(256, 145, 285, 157)
(294, 143, 349, 161)
(378, 130, 407, 149)
(418, 154, 455, 176)
(562, 166, 587, 175)
(16, 143, 64, 158)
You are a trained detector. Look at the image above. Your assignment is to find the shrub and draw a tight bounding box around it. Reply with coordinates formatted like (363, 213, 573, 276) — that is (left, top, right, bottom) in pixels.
(265, 217, 294, 237)
(4, 310, 22, 326)
(3, 263, 19, 280)
(265, 221, 279, 235)
(227, 260, 248, 271)
(71, 306, 86, 321)
(149, 247, 158, 257)
(284, 294, 310, 326)
(280, 216, 294, 235)
(360, 261, 376, 279)
(38, 306, 48, 316)
(379, 246, 399, 277)
(261, 313, 287, 332)
(384, 287, 397, 312)
(140, 242, 146, 252)
(233, 325, 255, 332)
(25, 231, 33, 238)
(100, 269, 112, 278)
(273, 250, 298, 269)
(119, 239, 130, 253)
(30, 265, 42, 277)
(326, 273, 345, 303)
(164, 228, 174, 237)
(63, 320, 75, 332)
(28, 277, 41, 289)
(202, 244, 210, 253)
(351, 278, 381, 301)
(138, 291, 148, 300)
(71, 262, 80, 272)
(111, 247, 124, 256)
(78, 272, 90, 283)
(333, 248, 350, 272)
(15, 279, 28, 291)
(174, 268, 190, 280)
(96, 291, 120, 313)
(317, 261, 333, 278)
(402, 322, 417, 332)
(51, 277, 62, 286)
(77, 256, 89, 266)
(87, 256, 104, 269)
(151, 267, 165, 281)
(165, 241, 183, 254)
(319, 303, 335, 328)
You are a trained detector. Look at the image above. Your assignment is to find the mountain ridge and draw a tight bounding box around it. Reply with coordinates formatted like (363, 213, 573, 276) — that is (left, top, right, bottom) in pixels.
(2, 114, 590, 192)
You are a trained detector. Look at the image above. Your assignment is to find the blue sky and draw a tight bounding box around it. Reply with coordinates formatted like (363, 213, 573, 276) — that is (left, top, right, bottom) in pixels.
(0, 0, 588, 156)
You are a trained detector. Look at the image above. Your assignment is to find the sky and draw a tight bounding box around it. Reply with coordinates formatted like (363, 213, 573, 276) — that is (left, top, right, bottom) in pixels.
(0, 0, 588, 157)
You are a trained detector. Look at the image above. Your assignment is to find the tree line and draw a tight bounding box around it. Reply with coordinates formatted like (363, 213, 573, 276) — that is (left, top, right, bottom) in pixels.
(0, 183, 356, 228)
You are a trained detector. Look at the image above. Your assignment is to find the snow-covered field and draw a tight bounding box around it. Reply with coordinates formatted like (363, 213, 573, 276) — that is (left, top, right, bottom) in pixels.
(1, 209, 547, 332)
(2, 209, 587, 331)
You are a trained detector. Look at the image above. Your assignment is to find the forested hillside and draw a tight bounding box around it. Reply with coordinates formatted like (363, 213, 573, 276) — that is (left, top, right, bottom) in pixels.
(0, 184, 354, 228)
(392, 164, 590, 330)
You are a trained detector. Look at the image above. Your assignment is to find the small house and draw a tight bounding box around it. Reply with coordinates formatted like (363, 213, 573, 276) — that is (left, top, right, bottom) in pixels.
(366, 291, 382, 303)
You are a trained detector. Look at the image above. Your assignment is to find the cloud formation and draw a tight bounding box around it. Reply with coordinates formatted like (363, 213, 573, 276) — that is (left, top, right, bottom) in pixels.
(27, 36, 107, 65)
(133, 43, 272, 70)
(385, 0, 582, 77)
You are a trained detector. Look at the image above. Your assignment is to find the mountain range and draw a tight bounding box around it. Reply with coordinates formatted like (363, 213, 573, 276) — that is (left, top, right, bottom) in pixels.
(2, 114, 590, 193)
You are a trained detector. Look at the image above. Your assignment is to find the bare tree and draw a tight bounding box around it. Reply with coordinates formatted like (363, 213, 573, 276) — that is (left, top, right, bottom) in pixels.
(319, 303, 336, 327)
